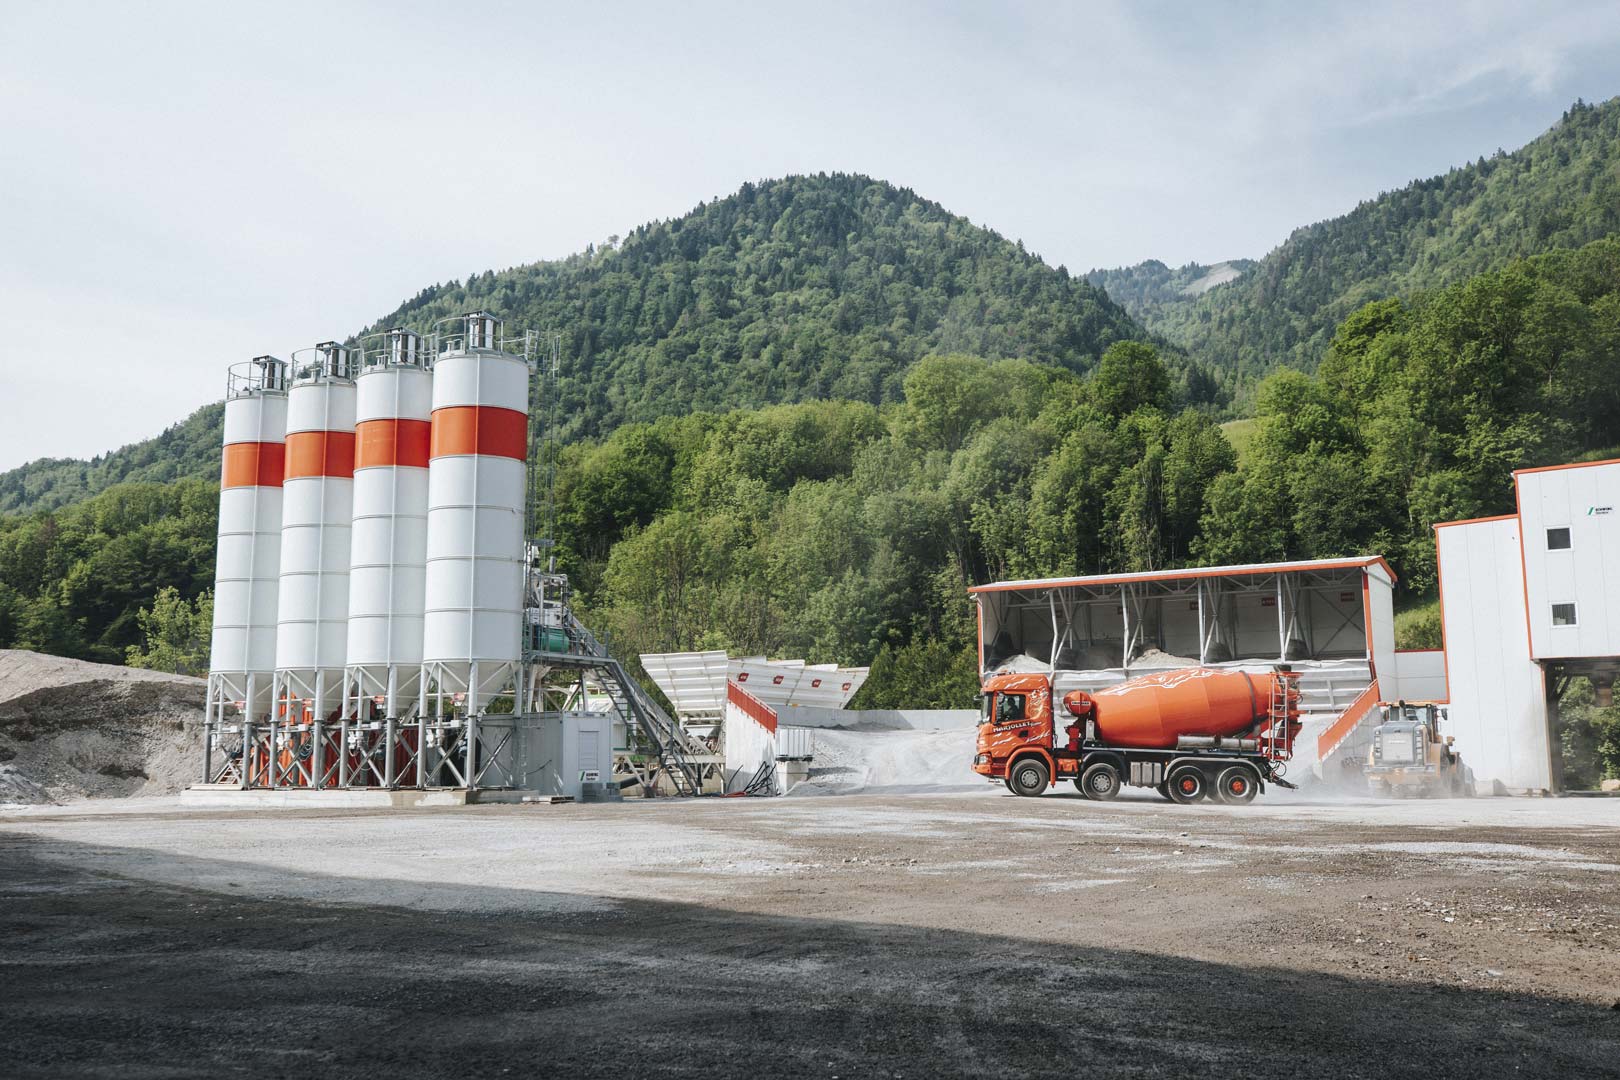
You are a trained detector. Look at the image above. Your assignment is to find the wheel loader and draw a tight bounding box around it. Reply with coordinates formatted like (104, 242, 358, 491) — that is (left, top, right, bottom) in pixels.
(1366, 701, 1472, 797)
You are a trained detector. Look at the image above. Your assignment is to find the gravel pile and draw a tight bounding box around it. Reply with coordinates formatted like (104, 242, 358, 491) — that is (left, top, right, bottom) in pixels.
(0, 649, 205, 804)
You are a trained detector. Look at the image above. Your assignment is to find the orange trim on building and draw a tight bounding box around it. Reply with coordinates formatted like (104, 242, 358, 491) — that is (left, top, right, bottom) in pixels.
(728, 679, 778, 734)
(284, 430, 357, 480)
(1362, 573, 1375, 679)
(1315, 681, 1382, 762)
(1515, 505, 1537, 660)
(1512, 456, 1620, 477)
(221, 442, 285, 488)
(429, 405, 527, 460)
(1432, 514, 1517, 530)
(968, 556, 1396, 594)
(354, 418, 431, 470)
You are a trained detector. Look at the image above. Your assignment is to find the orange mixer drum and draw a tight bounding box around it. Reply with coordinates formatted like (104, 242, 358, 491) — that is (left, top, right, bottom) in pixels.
(1075, 668, 1279, 749)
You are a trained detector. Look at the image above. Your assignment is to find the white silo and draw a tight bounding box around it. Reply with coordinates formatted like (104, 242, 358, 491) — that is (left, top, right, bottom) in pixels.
(208, 356, 289, 720)
(274, 343, 357, 727)
(421, 313, 532, 716)
(344, 329, 432, 721)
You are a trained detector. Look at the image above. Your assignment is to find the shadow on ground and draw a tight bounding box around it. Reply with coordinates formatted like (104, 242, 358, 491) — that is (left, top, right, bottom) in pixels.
(1, 832, 1616, 1079)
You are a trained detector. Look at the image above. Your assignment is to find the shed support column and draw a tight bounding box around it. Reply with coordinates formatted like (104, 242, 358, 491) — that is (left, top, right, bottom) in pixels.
(1121, 585, 1135, 673)
(1048, 590, 1059, 674)
(1197, 583, 1207, 665)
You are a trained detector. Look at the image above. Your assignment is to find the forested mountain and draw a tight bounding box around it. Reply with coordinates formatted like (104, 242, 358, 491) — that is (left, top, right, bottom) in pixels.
(0, 173, 1149, 517)
(0, 404, 223, 516)
(1093, 97, 1620, 391)
(365, 173, 1149, 440)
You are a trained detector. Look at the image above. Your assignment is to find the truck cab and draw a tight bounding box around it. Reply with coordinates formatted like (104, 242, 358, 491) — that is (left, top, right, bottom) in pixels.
(973, 672, 1062, 784)
(1366, 701, 1471, 797)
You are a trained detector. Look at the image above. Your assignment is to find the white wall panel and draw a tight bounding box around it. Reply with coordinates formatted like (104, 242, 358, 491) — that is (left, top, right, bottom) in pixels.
(1516, 462, 1620, 659)
(1436, 518, 1552, 790)
(1392, 650, 1448, 702)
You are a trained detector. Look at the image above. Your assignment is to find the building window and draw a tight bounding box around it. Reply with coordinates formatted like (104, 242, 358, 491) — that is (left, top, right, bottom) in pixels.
(1547, 527, 1571, 550)
(1552, 603, 1578, 626)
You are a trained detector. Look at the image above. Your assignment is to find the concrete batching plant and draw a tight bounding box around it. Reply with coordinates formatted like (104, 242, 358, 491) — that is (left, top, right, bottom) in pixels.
(199, 313, 714, 801)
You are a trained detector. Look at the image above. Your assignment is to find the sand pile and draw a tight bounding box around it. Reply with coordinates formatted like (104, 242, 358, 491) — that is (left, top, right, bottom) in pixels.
(0, 649, 205, 804)
(788, 725, 985, 796)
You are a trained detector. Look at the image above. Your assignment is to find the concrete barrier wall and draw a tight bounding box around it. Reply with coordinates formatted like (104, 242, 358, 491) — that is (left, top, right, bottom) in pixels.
(770, 706, 980, 730)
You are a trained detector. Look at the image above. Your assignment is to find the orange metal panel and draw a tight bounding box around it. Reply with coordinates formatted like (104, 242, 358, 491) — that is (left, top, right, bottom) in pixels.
(284, 430, 356, 480)
(728, 679, 778, 734)
(1315, 681, 1381, 761)
(220, 441, 285, 488)
(429, 405, 527, 460)
(355, 418, 431, 469)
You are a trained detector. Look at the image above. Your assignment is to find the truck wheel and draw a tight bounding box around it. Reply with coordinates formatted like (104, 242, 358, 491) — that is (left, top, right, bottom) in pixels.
(1080, 762, 1121, 801)
(1166, 765, 1205, 804)
(1214, 766, 1257, 804)
(1155, 781, 1174, 802)
(1007, 757, 1049, 797)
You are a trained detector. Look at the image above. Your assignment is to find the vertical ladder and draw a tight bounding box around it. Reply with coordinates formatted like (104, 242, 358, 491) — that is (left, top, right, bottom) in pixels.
(1264, 669, 1300, 762)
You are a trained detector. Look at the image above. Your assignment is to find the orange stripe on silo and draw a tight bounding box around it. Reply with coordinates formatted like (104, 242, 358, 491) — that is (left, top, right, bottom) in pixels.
(221, 442, 285, 488)
(284, 430, 357, 480)
(429, 405, 527, 460)
(355, 418, 431, 469)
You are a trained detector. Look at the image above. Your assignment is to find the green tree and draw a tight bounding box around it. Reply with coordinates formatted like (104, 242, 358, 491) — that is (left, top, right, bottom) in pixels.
(126, 587, 213, 675)
(1089, 341, 1173, 418)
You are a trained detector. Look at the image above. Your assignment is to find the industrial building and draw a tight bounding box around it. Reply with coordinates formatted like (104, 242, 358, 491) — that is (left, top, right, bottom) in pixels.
(1435, 457, 1620, 792)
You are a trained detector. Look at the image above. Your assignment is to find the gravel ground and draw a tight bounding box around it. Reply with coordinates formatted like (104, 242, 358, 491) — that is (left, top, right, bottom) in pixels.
(3, 789, 1619, 1078)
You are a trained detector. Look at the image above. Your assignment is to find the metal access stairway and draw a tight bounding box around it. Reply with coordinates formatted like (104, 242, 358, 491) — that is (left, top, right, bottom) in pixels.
(537, 611, 718, 795)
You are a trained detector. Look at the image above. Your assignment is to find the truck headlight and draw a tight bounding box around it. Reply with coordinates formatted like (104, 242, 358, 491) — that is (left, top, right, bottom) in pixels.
(973, 754, 989, 766)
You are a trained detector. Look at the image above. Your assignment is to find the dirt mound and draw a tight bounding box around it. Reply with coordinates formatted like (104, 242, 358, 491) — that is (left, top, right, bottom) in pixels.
(0, 649, 205, 804)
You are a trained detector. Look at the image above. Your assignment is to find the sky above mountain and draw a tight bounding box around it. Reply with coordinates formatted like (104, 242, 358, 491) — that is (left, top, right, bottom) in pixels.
(3, 0, 1620, 471)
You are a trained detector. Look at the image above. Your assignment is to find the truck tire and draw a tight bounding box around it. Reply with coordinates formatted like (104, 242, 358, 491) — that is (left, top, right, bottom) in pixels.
(1155, 781, 1174, 802)
(1080, 761, 1122, 801)
(1166, 765, 1205, 804)
(1007, 757, 1049, 797)
(1214, 765, 1257, 804)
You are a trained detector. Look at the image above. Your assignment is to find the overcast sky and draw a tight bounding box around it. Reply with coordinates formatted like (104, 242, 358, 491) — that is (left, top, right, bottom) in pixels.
(3, 1, 1619, 472)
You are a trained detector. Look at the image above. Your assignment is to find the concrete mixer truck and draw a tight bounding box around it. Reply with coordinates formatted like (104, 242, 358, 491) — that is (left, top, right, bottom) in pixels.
(971, 666, 1302, 804)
